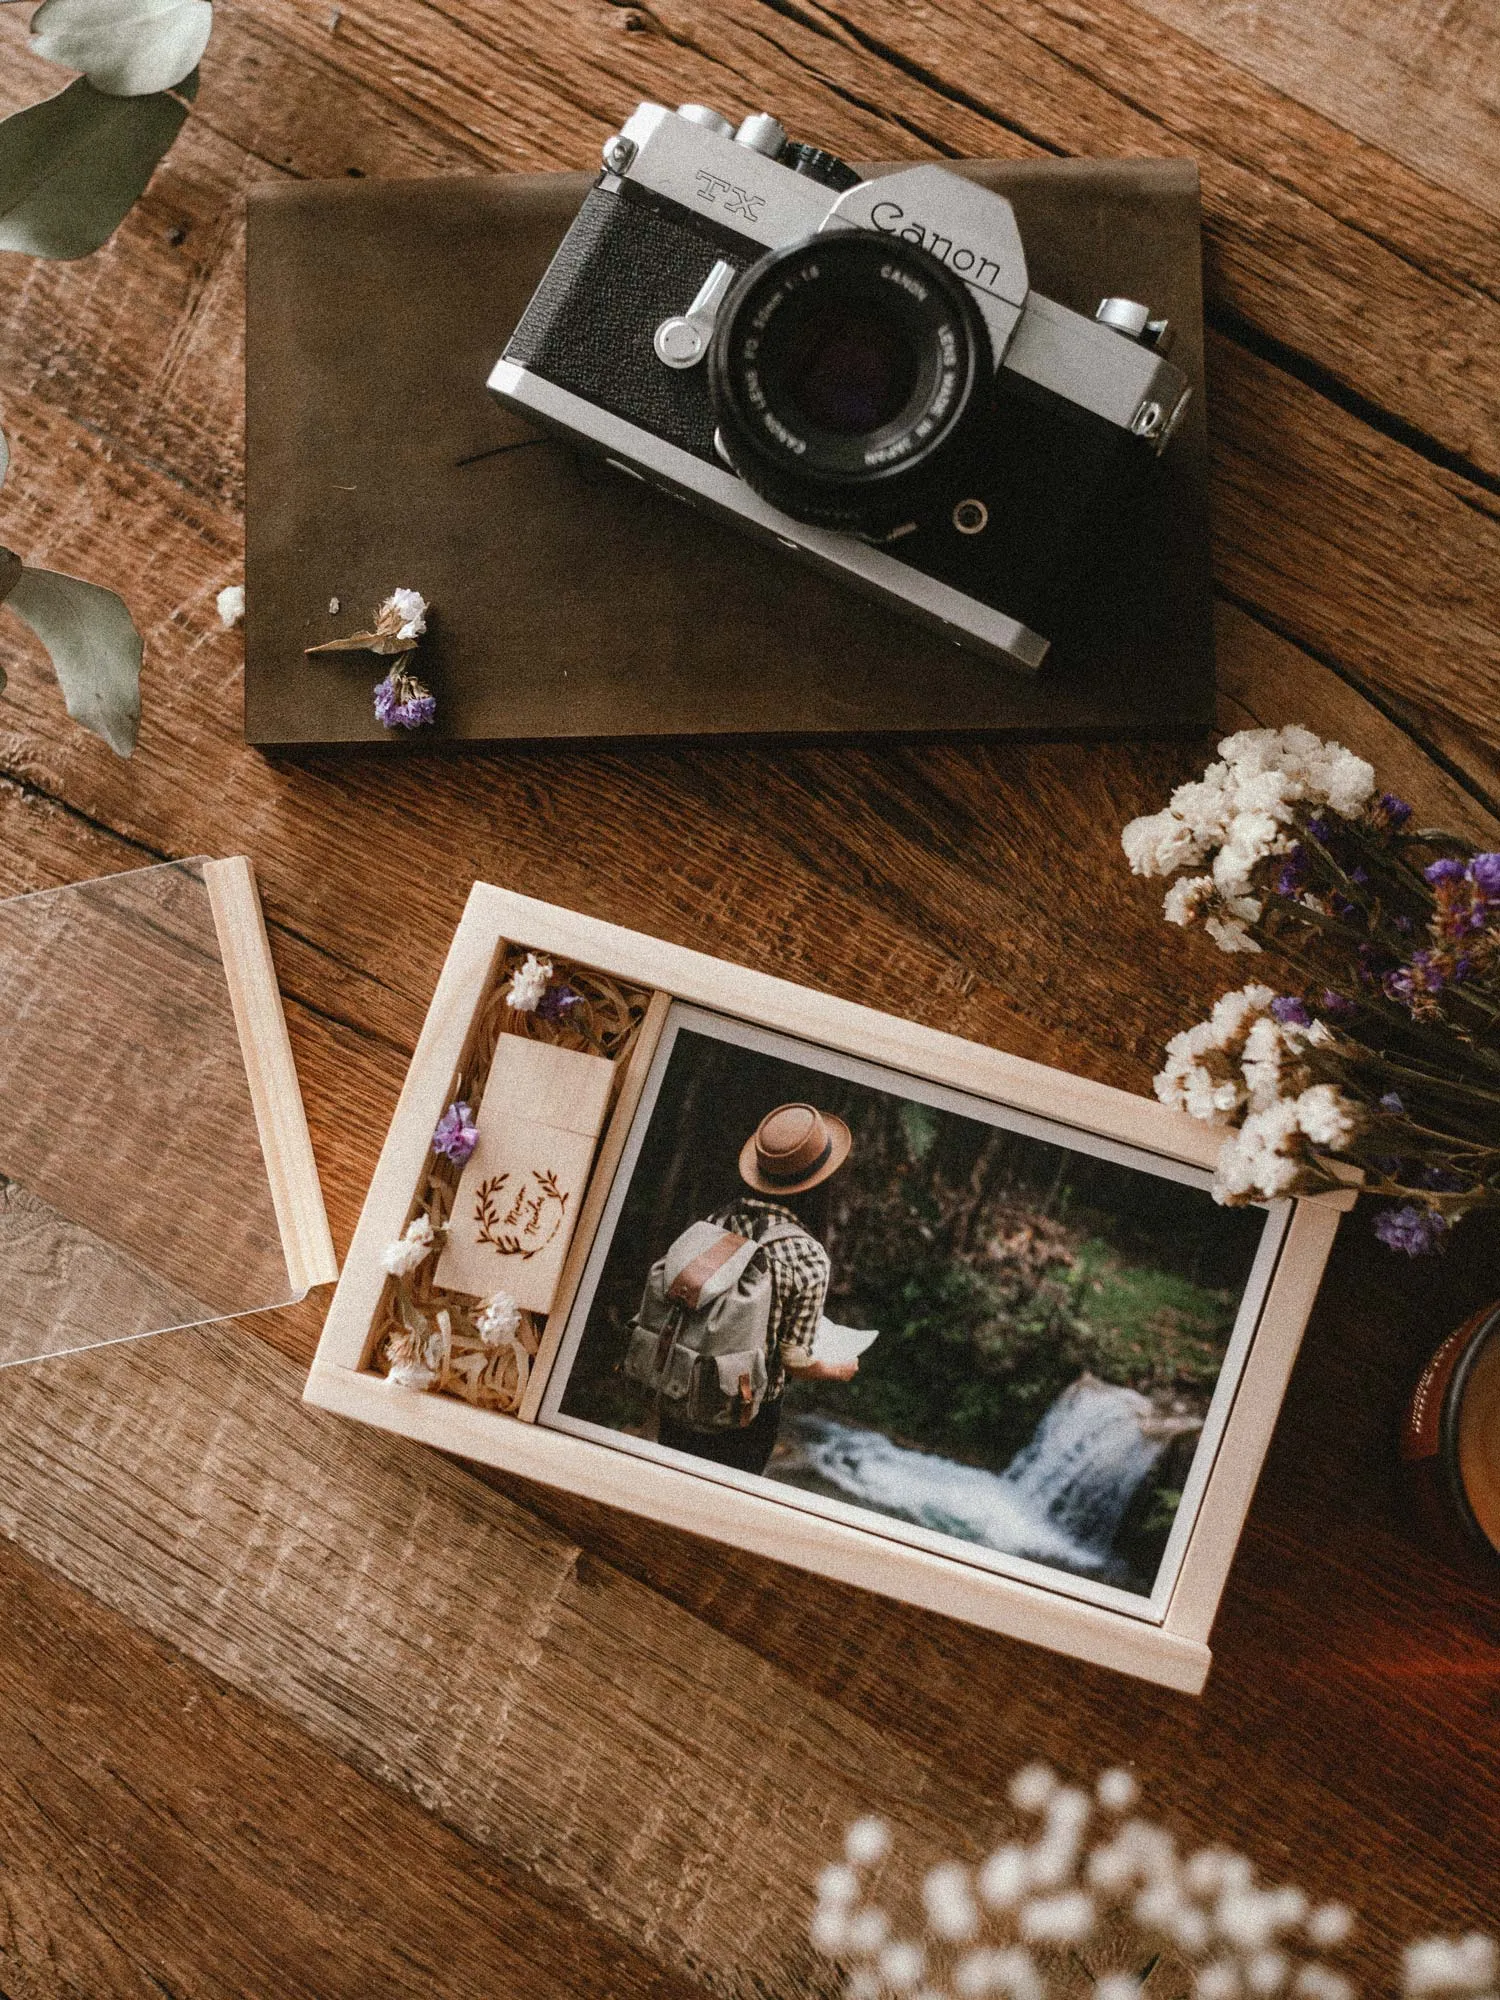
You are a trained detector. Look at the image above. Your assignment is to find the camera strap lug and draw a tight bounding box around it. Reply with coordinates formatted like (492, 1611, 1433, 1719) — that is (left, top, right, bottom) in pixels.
(654, 259, 737, 369)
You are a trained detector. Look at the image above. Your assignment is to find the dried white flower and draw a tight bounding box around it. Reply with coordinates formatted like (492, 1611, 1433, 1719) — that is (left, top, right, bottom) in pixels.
(380, 1212, 437, 1275)
(1018, 1891, 1095, 1943)
(216, 583, 245, 628)
(1246, 1952, 1291, 1995)
(817, 1862, 860, 1907)
(1293, 1970, 1353, 2000)
(1405, 1937, 1499, 1996)
(1198, 1963, 1242, 2000)
(1096, 1768, 1144, 1816)
(978, 1844, 1029, 1910)
(1163, 875, 1217, 927)
(846, 1905, 891, 1953)
(507, 951, 554, 1013)
(1097, 1978, 1142, 2000)
(1205, 910, 1264, 953)
(476, 1290, 522, 1347)
(879, 1940, 927, 1990)
(382, 586, 428, 641)
(924, 1862, 980, 1942)
(1294, 1083, 1360, 1150)
(1123, 809, 1204, 877)
(955, 1946, 1043, 2000)
(386, 1355, 437, 1390)
(1213, 1101, 1307, 1204)
(328, 594, 340, 614)
(809, 1905, 850, 1953)
(1306, 1906, 1355, 1951)
(1008, 1763, 1059, 1813)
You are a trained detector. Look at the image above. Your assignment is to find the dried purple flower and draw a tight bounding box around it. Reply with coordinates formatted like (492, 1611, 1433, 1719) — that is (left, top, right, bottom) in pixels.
(536, 982, 583, 1023)
(1471, 852, 1500, 898)
(1424, 857, 1466, 887)
(1373, 1203, 1449, 1255)
(1320, 987, 1358, 1018)
(432, 1099, 479, 1164)
(1375, 792, 1413, 829)
(1270, 995, 1312, 1026)
(373, 668, 436, 730)
(1349, 865, 1370, 887)
(1394, 914, 1415, 935)
(1306, 814, 1333, 844)
(1379, 1091, 1405, 1115)
(1273, 846, 1307, 897)
(1421, 1165, 1472, 1192)
(1384, 950, 1447, 1006)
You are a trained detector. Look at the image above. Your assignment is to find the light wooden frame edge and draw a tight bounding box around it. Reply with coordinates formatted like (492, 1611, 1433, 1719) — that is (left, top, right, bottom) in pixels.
(203, 856, 338, 1294)
(305, 883, 1353, 1692)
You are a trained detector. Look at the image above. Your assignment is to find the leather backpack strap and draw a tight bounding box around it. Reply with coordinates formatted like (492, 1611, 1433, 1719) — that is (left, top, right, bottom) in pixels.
(666, 1227, 754, 1309)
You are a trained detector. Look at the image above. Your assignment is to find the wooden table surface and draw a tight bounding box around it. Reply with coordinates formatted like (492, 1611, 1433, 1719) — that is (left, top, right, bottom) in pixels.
(2, 3, 1498, 1995)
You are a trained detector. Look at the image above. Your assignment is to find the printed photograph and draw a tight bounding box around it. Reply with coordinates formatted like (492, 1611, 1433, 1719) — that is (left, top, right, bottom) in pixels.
(540, 1005, 1284, 1610)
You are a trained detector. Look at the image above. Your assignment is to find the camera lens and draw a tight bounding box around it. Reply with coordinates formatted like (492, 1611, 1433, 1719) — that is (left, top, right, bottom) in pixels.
(708, 230, 991, 532)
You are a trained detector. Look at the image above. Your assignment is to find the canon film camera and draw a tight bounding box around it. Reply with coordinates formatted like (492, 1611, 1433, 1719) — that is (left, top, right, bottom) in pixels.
(488, 101, 1193, 675)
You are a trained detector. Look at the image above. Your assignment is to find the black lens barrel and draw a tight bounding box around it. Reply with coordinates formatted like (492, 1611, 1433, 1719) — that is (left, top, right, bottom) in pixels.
(707, 229, 992, 533)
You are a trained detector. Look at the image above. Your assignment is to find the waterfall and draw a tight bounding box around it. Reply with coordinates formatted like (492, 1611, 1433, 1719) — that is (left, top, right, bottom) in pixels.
(778, 1377, 1184, 1582)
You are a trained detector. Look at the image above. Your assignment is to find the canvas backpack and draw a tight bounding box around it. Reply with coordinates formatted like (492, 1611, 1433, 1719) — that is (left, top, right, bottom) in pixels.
(623, 1217, 806, 1432)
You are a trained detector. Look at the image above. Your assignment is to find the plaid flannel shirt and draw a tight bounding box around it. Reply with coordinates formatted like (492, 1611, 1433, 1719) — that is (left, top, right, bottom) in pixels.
(708, 1197, 829, 1396)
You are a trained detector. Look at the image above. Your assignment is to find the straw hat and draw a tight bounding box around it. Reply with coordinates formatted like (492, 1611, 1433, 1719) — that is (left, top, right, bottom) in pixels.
(738, 1102, 852, 1196)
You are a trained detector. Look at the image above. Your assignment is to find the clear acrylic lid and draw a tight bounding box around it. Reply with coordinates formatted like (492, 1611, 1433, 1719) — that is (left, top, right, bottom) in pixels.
(0, 857, 336, 1367)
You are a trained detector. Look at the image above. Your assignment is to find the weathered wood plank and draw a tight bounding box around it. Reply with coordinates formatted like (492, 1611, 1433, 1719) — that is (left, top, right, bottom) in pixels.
(1129, 0, 1500, 220)
(0, 1324, 1005, 2000)
(0, 1531, 705, 2000)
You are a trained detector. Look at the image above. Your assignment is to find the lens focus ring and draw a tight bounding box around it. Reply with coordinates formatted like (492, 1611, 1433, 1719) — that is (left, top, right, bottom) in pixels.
(707, 229, 992, 533)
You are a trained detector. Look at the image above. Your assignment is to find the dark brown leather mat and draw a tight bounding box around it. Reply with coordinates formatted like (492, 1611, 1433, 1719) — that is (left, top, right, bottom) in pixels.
(244, 158, 1213, 748)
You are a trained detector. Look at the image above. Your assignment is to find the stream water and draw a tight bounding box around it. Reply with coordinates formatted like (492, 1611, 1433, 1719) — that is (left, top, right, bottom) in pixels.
(776, 1377, 1177, 1584)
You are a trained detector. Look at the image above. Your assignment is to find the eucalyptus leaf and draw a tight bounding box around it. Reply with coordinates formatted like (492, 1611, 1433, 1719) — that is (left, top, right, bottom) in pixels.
(0, 71, 197, 260)
(1, 556, 141, 754)
(31, 0, 212, 98)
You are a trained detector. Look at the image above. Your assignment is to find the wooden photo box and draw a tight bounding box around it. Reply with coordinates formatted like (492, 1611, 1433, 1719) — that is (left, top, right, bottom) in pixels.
(305, 886, 1351, 1694)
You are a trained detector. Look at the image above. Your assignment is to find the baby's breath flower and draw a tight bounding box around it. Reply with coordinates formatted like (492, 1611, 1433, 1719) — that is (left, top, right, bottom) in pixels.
(1404, 1936, 1499, 1996)
(475, 1290, 522, 1348)
(924, 1862, 980, 1942)
(846, 1905, 891, 1953)
(1008, 1763, 1058, 1813)
(1306, 1906, 1355, 1951)
(879, 1939, 927, 1990)
(1018, 1890, 1095, 1944)
(383, 586, 428, 641)
(386, 1355, 437, 1390)
(381, 1212, 437, 1275)
(216, 583, 245, 628)
(978, 1844, 1028, 1910)
(507, 952, 554, 1014)
(1095, 1768, 1139, 1813)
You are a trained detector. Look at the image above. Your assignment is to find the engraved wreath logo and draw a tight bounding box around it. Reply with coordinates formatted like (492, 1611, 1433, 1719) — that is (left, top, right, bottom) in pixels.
(472, 1168, 571, 1260)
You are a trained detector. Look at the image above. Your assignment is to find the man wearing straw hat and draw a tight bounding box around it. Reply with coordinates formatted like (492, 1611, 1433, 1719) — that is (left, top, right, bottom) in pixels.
(657, 1102, 859, 1476)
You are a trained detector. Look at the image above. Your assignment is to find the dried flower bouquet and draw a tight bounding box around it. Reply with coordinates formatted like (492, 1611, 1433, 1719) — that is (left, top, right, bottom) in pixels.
(371, 945, 651, 1412)
(1123, 728, 1500, 1254)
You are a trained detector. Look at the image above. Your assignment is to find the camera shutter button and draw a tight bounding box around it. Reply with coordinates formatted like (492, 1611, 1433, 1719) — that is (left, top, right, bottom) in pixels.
(735, 112, 788, 156)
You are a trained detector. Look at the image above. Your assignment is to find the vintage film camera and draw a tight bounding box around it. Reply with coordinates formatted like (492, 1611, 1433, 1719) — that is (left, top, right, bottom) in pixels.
(488, 101, 1193, 675)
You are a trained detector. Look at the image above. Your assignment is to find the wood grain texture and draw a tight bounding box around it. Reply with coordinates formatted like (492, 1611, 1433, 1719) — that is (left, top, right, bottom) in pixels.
(0, 1324, 1004, 2000)
(0, 1530, 702, 2000)
(0, 0, 1497, 1985)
